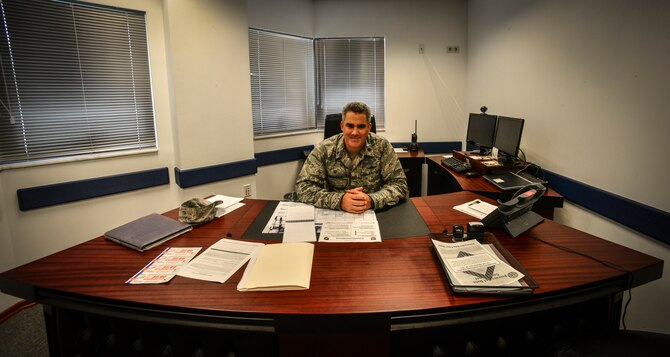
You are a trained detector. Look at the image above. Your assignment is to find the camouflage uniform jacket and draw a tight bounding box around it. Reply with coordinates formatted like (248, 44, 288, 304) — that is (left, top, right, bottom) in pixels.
(296, 132, 409, 210)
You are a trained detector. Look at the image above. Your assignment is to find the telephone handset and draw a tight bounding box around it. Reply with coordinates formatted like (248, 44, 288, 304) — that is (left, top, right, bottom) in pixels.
(481, 183, 546, 237)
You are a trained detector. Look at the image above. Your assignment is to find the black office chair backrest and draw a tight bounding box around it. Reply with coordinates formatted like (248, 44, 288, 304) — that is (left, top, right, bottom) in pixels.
(323, 113, 376, 140)
(324, 113, 342, 139)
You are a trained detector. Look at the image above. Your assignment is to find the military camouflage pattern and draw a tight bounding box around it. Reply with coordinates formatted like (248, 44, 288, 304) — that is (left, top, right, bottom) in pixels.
(179, 198, 222, 225)
(296, 132, 408, 210)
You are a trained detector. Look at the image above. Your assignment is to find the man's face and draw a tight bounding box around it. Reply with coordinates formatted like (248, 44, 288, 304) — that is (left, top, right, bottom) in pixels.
(340, 111, 371, 155)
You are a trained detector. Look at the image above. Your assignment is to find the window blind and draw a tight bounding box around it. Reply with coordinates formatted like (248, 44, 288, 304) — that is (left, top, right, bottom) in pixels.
(0, 0, 156, 167)
(315, 38, 385, 128)
(248, 29, 315, 136)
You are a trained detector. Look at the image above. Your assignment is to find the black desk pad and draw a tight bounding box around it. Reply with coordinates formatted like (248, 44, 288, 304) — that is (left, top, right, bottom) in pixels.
(242, 199, 430, 241)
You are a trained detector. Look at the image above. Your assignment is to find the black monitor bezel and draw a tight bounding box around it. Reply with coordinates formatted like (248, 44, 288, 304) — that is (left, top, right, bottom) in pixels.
(465, 113, 498, 152)
(493, 116, 525, 159)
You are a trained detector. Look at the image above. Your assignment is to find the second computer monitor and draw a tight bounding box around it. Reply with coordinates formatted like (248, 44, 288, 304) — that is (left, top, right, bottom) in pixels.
(493, 116, 525, 161)
(466, 113, 498, 153)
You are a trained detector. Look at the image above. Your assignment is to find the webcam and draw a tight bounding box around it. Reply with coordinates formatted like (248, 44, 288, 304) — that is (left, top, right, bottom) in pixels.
(480, 106, 488, 114)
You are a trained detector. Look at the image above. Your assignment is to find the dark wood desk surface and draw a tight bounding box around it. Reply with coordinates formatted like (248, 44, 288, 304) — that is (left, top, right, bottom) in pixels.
(427, 155, 562, 197)
(1, 191, 660, 313)
(0, 192, 663, 356)
(427, 156, 564, 219)
(395, 148, 424, 159)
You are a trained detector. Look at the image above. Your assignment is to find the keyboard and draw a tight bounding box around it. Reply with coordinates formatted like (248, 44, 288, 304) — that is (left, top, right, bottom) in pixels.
(441, 157, 471, 173)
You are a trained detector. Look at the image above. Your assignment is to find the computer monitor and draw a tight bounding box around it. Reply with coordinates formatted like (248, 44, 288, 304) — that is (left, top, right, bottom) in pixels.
(465, 113, 497, 153)
(493, 116, 525, 162)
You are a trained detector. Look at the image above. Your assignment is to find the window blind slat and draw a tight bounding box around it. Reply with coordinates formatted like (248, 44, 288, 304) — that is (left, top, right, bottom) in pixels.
(249, 29, 385, 136)
(0, 0, 155, 167)
(315, 38, 385, 128)
(249, 29, 315, 135)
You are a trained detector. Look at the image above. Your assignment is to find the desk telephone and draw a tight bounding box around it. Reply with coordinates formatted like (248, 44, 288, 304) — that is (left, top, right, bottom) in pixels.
(482, 184, 546, 237)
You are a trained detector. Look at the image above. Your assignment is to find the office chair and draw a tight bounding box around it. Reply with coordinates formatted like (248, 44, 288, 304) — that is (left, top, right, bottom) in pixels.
(323, 113, 376, 140)
(323, 113, 342, 139)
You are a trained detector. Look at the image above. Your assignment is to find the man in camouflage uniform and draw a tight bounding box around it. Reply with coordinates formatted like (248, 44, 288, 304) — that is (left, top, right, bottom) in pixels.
(296, 102, 408, 214)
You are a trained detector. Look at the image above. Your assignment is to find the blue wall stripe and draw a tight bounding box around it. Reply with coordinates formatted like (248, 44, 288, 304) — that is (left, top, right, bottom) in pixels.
(391, 141, 462, 154)
(255, 145, 314, 167)
(17, 168, 169, 211)
(174, 158, 257, 188)
(544, 170, 669, 245)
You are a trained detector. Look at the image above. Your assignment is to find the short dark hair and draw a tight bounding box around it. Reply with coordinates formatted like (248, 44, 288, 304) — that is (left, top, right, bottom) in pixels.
(341, 102, 371, 123)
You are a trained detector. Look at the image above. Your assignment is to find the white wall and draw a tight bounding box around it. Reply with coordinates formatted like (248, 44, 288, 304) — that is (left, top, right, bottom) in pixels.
(467, 0, 670, 333)
(247, 0, 321, 198)
(250, 0, 469, 198)
(0, 0, 256, 310)
(2, 0, 667, 336)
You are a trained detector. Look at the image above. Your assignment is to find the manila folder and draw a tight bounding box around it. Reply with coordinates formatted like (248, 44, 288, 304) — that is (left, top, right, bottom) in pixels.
(238, 242, 314, 291)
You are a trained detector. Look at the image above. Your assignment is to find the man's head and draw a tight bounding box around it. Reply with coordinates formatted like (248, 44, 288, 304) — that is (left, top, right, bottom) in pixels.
(340, 101, 372, 155)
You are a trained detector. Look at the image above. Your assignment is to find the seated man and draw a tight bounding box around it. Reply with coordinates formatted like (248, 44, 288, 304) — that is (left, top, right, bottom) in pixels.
(296, 102, 408, 213)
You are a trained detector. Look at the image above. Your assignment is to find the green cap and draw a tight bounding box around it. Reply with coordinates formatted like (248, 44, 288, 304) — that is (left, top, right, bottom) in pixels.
(178, 198, 222, 225)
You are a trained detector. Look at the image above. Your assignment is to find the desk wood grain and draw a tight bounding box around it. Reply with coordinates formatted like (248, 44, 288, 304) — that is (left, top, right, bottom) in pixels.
(427, 156, 562, 197)
(1, 193, 661, 319)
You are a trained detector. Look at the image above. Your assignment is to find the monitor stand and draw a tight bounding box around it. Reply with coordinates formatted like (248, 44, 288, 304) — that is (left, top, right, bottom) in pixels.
(497, 153, 516, 165)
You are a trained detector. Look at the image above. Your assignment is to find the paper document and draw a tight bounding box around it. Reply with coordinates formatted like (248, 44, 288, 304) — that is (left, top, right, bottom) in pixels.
(237, 242, 314, 291)
(283, 221, 317, 243)
(431, 239, 523, 287)
(263, 201, 313, 233)
(127, 247, 201, 284)
(453, 199, 497, 219)
(283, 205, 317, 243)
(319, 221, 382, 242)
(177, 238, 263, 283)
(315, 208, 381, 242)
(314, 208, 377, 224)
(285, 204, 314, 222)
(263, 202, 382, 242)
(206, 195, 245, 217)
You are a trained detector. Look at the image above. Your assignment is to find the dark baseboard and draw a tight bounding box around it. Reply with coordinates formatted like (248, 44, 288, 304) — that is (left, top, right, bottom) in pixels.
(14, 142, 665, 247)
(255, 145, 313, 166)
(544, 170, 669, 246)
(174, 159, 257, 188)
(0, 300, 36, 325)
(17, 168, 169, 211)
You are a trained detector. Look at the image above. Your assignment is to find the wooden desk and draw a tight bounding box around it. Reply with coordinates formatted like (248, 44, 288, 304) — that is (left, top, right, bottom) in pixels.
(427, 156, 564, 218)
(0, 192, 662, 357)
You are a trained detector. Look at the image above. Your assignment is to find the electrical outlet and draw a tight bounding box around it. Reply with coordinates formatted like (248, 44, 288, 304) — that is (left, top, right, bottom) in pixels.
(447, 45, 460, 54)
(243, 184, 251, 197)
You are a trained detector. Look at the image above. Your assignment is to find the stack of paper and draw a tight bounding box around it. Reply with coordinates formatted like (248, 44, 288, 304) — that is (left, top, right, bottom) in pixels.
(431, 237, 537, 294)
(432, 239, 523, 287)
(206, 194, 245, 217)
